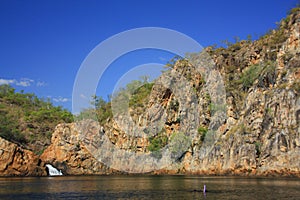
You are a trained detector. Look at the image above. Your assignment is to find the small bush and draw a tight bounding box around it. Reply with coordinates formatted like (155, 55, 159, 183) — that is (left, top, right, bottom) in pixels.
(148, 133, 168, 152)
(169, 132, 191, 160)
(255, 141, 262, 157)
(198, 126, 208, 142)
(288, 7, 300, 15)
(169, 99, 179, 111)
(237, 64, 262, 91)
(257, 62, 277, 88)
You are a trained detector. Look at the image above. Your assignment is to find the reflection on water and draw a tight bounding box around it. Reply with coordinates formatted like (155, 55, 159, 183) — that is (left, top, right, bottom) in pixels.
(0, 175, 300, 199)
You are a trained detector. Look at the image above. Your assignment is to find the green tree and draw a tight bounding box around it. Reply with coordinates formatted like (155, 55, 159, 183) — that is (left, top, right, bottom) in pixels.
(0, 84, 73, 152)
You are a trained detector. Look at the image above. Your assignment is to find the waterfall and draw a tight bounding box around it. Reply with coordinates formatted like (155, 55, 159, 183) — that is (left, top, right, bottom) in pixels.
(45, 164, 63, 176)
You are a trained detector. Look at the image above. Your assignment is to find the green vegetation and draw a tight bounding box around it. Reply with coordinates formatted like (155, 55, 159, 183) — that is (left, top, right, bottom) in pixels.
(75, 77, 154, 127)
(280, 6, 299, 29)
(0, 84, 73, 153)
(164, 55, 185, 69)
(288, 6, 300, 15)
(209, 14, 289, 111)
(237, 64, 262, 91)
(169, 132, 191, 160)
(198, 126, 208, 142)
(224, 123, 250, 140)
(169, 99, 179, 112)
(255, 141, 262, 157)
(129, 82, 154, 109)
(94, 96, 113, 124)
(111, 77, 153, 113)
(147, 129, 168, 152)
(209, 103, 227, 113)
(231, 61, 277, 92)
(75, 96, 113, 125)
(74, 108, 98, 121)
(0, 109, 26, 144)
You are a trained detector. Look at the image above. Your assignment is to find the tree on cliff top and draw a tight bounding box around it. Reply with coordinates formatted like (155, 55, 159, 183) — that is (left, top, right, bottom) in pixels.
(0, 84, 73, 154)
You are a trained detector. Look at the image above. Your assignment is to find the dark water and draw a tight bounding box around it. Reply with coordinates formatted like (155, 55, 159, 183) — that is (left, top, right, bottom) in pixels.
(0, 175, 300, 199)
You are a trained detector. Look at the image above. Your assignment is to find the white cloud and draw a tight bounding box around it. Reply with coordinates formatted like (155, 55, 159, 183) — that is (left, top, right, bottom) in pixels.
(0, 78, 16, 85)
(15, 78, 34, 87)
(37, 81, 47, 87)
(0, 77, 47, 87)
(53, 96, 69, 103)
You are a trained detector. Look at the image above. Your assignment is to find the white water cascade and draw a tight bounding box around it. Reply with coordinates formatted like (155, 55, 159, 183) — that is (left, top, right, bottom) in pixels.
(45, 164, 63, 176)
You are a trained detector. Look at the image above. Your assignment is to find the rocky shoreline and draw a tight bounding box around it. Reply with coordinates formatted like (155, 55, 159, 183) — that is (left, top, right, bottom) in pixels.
(1, 119, 300, 177)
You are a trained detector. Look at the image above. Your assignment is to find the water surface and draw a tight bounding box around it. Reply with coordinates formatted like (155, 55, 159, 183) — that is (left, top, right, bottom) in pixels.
(0, 175, 299, 199)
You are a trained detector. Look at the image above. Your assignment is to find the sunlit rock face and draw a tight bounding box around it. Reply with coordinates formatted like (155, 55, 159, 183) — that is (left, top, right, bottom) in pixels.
(40, 122, 120, 175)
(0, 137, 46, 176)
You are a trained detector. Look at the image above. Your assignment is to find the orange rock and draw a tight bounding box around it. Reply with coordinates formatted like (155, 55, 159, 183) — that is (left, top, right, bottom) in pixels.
(0, 137, 46, 176)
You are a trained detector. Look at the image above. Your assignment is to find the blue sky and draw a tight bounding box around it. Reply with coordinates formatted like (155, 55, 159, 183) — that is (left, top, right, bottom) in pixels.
(0, 0, 297, 112)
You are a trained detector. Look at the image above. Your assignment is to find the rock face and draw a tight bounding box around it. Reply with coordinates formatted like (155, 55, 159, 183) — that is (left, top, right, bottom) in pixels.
(177, 88, 300, 176)
(40, 122, 119, 175)
(0, 137, 45, 176)
(177, 10, 300, 176)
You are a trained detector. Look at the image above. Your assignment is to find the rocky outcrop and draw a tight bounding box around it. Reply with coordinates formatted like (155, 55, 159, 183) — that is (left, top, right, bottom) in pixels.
(172, 9, 300, 177)
(40, 122, 119, 175)
(0, 137, 45, 176)
(174, 87, 300, 176)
